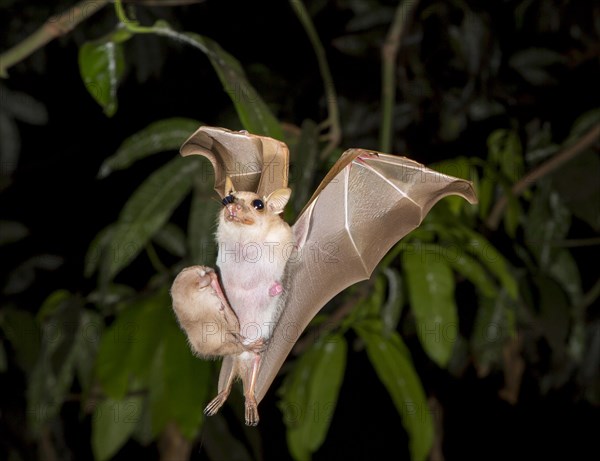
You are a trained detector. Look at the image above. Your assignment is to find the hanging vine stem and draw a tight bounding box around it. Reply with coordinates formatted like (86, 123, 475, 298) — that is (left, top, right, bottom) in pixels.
(289, 0, 341, 160)
(0, 0, 206, 78)
(486, 124, 600, 230)
(380, 0, 421, 153)
(0, 0, 109, 77)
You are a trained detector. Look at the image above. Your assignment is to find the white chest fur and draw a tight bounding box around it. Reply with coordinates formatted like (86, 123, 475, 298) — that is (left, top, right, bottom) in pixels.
(216, 217, 294, 340)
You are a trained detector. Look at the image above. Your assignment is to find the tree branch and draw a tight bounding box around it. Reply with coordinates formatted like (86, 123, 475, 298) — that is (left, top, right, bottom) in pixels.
(0, 0, 109, 78)
(380, 0, 420, 153)
(486, 124, 600, 230)
(289, 0, 341, 160)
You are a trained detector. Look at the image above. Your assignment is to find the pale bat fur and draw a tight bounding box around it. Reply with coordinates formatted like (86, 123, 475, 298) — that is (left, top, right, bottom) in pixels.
(204, 178, 293, 425)
(170, 265, 265, 358)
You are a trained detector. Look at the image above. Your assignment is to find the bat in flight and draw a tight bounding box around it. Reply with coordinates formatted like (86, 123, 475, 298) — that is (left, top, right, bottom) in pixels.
(170, 126, 477, 425)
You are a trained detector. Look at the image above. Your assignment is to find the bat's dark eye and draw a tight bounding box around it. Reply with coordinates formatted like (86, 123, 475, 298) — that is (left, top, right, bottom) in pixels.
(252, 199, 264, 210)
(222, 195, 234, 206)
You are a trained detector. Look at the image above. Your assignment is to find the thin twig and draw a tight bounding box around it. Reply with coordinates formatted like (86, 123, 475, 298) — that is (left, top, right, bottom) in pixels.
(486, 124, 600, 230)
(125, 0, 205, 5)
(380, 0, 421, 153)
(289, 0, 341, 160)
(0, 0, 202, 77)
(0, 0, 109, 77)
(525, 237, 600, 248)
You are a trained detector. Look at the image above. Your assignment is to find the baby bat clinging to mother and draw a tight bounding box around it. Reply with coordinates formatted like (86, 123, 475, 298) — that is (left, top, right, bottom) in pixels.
(209, 177, 294, 425)
(171, 179, 293, 425)
(171, 126, 478, 426)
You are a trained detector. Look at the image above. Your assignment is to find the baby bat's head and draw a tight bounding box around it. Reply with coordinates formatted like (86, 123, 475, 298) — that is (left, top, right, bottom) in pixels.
(219, 177, 291, 228)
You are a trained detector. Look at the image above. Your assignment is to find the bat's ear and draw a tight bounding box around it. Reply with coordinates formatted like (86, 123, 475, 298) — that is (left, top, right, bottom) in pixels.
(265, 188, 291, 214)
(224, 176, 236, 196)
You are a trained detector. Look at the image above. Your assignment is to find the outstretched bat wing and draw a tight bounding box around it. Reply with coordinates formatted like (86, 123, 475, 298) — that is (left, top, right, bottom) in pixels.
(180, 126, 289, 198)
(251, 149, 477, 402)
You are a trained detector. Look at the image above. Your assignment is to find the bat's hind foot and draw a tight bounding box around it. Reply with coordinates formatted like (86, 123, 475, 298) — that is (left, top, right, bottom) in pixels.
(244, 395, 259, 426)
(244, 336, 268, 353)
(204, 391, 229, 416)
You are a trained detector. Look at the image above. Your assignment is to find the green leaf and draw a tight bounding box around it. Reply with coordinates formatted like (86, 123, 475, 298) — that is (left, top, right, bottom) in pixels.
(92, 395, 143, 461)
(87, 284, 136, 310)
(535, 275, 570, 352)
(355, 321, 433, 461)
(4, 255, 63, 295)
(548, 249, 582, 307)
(101, 157, 199, 282)
(504, 192, 522, 238)
(84, 225, 115, 278)
(162, 321, 211, 439)
(471, 292, 515, 376)
(188, 178, 220, 264)
(148, 343, 170, 437)
(131, 396, 154, 446)
(279, 334, 347, 461)
(402, 250, 458, 368)
(480, 130, 524, 227)
(95, 303, 141, 399)
(487, 129, 523, 183)
(509, 48, 565, 85)
(420, 244, 497, 298)
(0, 86, 48, 125)
(98, 118, 202, 178)
(152, 223, 187, 257)
(79, 37, 127, 117)
(524, 181, 571, 267)
(181, 32, 283, 140)
(478, 174, 495, 219)
(27, 296, 86, 433)
(144, 308, 210, 439)
(381, 268, 404, 337)
(463, 229, 519, 300)
(460, 8, 486, 75)
(95, 291, 170, 399)
(551, 151, 600, 230)
(36, 289, 71, 322)
(76, 310, 103, 394)
(565, 108, 600, 143)
(0, 307, 40, 374)
(0, 220, 29, 246)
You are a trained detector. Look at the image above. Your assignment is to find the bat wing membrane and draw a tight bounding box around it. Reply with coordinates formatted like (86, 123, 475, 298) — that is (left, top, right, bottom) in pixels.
(253, 149, 477, 402)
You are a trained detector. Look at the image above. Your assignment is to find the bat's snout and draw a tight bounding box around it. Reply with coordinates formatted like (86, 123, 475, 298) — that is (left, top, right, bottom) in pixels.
(224, 203, 254, 225)
(225, 202, 242, 218)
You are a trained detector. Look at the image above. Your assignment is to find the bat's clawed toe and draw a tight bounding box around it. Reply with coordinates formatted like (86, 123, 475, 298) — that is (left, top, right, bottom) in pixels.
(191, 266, 214, 289)
(244, 397, 259, 426)
(243, 336, 268, 354)
(204, 391, 229, 416)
